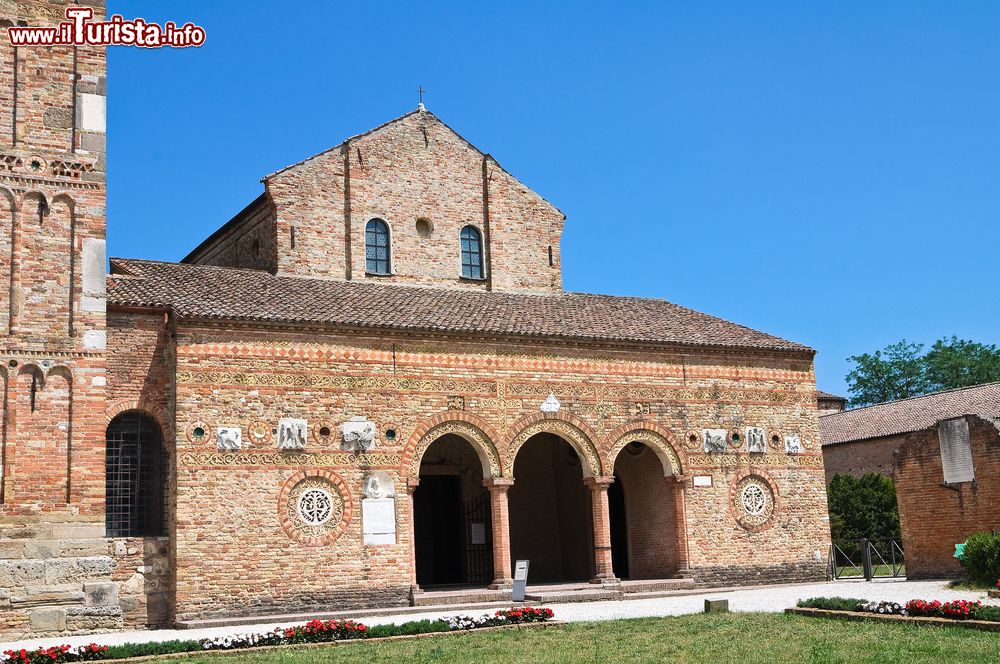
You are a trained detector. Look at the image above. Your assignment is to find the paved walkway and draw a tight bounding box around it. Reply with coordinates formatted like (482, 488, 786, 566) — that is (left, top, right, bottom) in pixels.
(1, 579, 994, 651)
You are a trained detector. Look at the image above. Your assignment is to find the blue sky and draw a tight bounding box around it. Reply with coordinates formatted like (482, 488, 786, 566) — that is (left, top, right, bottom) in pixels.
(109, 1, 1000, 396)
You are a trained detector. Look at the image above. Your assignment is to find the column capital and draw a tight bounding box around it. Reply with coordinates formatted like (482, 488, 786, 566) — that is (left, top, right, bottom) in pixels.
(583, 475, 614, 490)
(668, 474, 689, 485)
(483, 477, 514, 491)
(406, 478, 420, 494)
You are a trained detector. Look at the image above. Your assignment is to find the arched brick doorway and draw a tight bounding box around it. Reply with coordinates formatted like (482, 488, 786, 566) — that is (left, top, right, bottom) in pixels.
(610, 441, 680, 579)
(413, 435, 494, 587)
(508, 433, 594, 583)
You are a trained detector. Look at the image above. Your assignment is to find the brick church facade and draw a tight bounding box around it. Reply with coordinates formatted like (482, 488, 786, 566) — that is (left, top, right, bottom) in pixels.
(0, 0, 830, 639)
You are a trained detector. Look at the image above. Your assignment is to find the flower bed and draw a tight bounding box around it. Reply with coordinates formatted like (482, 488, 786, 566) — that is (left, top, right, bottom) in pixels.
(792, 596, 1000, 631)
(2, 608, 556, 663)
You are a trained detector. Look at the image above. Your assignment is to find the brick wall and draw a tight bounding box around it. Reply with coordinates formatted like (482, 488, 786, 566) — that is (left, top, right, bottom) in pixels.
(191, 110, 565, 294)
(168, 322, 829, 621)
(821, 436, 900, 483)
(895, 416, 1000, 579)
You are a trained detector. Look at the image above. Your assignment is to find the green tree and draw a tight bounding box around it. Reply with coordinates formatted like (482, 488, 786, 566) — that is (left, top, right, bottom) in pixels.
(923, 336, 1000, 392)
(827, 473, 900, 549)
(845, 340, 928, 407)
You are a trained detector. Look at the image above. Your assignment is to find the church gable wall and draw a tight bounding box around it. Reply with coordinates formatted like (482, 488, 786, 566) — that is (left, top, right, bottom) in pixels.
(184, 198, 278, 272)
(170, 324, 828, 621)
(264, 111, 563, 292)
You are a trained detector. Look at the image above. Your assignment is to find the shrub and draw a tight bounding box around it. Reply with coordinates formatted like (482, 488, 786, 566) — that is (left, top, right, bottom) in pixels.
(827, 473, 900, 549)
(366, 620, 450, 638)
(796, 597, 866, 611)
(961, 532, 1000, 586)
(972, 605, 1000, 622)
(103, 640, 201, 659)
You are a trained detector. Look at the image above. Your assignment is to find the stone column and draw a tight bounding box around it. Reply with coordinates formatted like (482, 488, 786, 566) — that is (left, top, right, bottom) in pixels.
(670, 475, 691, 577)
(483, 477, 514, 589)
(406, 478, 422, 597)
(584, 476, 618, 585)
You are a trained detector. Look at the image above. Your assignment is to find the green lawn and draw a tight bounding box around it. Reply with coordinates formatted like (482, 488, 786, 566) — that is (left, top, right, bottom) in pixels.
(173, 613, 1000, 664)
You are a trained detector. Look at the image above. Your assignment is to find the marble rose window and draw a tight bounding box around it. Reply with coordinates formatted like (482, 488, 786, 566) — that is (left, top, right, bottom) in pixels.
(365, 218, 391, 275)
(460, 225, 483, 279)
(105, 411, 167, 538)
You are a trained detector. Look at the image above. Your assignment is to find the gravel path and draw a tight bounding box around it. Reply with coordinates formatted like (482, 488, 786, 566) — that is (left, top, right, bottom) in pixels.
(1, 579, 993, 651)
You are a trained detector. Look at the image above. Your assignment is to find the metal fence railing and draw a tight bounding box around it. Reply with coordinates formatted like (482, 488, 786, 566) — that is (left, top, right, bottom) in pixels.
(830, 539, 904, 581)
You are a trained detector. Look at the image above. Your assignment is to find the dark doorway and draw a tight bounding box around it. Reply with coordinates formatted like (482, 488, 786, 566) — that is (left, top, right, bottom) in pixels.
(609, 473, 629, 579)
(414, 475, 463, 586)
(414, 435, 494, 587)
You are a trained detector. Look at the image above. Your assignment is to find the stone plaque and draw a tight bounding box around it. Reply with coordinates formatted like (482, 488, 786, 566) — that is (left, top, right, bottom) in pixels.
(693, 475, 713, 488)
(470, 522, 486, 545)
(784, 434, 802, 454)
(362, 497, 396, 545)
(746, 427, 766, 454)
(278, 418, 307, 451)
(216, 427, 242, 451)
(342, 416, 377, 452)
(939, 417, 974, 483)
(703, 429, 728, 454)
(540, 394, 561, 413)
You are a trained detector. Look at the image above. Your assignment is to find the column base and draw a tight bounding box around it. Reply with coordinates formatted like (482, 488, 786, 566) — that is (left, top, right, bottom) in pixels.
(409, 584, 424, 600)
(488, 578, 514, 590)
(589, 575, 620, 587)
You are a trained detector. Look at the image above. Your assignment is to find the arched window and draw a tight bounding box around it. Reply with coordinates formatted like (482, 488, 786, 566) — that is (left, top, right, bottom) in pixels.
(460, 225, 484, 280)
(106, 411, 166, 537)
(365, 218, 391, 275)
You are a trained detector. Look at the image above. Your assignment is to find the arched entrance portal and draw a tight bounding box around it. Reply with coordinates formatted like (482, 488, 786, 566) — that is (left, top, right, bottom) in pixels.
(609, 441, 680, 579)
(508, 433, 594, 583)
(413, 434, 493, 587)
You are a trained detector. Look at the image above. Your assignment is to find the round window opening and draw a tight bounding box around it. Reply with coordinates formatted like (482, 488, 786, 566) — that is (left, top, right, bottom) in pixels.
(385, 428, 397, 441)
(297, 488, 334, 526)
(415, 217, 433, 238)
(192, 426, 205, 438)
(318, 426, 331, 437)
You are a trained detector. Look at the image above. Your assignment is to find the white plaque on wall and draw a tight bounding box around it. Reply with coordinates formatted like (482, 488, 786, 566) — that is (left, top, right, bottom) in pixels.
(693, 475, 713, 488)
(362, 497, 396, 545)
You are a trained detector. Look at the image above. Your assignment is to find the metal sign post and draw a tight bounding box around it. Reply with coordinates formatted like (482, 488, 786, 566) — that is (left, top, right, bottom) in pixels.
(511, 559, 530, 602)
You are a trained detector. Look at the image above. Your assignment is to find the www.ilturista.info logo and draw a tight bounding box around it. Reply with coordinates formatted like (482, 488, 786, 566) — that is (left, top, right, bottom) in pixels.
(6, 7, 205, 48)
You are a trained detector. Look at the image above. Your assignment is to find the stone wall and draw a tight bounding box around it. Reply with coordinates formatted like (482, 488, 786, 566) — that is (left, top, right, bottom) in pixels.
(895, 416, 1000, 579)
(197, 110, 565, 293)
(169, 322, 829, 621)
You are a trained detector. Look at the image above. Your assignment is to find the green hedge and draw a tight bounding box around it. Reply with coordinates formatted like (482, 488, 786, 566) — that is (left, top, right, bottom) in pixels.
(795, 597, 865, 611)
(972, 605, 1000, 622)
(961, 532, 1000, 586)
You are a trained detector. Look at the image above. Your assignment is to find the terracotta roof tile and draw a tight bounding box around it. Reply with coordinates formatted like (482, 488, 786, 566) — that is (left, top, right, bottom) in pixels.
(819, 382, 1000, 446)
(106, 258, 811, 353)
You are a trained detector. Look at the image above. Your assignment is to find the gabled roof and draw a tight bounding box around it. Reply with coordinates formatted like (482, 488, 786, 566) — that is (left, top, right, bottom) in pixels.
(819, 382, 1000, 446)
(107, 258, 812, 353)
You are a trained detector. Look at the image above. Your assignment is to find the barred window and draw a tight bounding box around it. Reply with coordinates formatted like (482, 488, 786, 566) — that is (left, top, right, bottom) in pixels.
(106, 412, 166, 538)
(460, 225, 483, 279)
(365, 218, 391, 275)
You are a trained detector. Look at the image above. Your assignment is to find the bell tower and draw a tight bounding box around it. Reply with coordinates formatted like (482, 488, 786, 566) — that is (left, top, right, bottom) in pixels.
(0, 0, 114, 638)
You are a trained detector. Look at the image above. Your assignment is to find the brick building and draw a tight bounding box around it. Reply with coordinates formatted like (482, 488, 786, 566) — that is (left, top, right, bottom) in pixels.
(0, 0, 831, 639)
(820, 383, 1000, 577)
